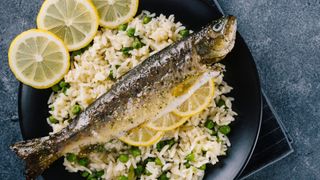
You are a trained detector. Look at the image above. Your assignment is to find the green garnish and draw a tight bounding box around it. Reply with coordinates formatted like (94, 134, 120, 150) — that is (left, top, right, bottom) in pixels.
(130, 147, 141, 157)
(155, 157, 162, 166)
(185, 153, 195, 162)
(184, 161, 191, 168)
(118, 24, 128, 31)
(204, 119, 215, 130)
(158, 173, 169, 180)
(143, 16, 152, 24)
(118, 175, 128, 180)
(81, 171, 89, 177)
(127, 28, 135, 37)
(118, 154, 129, 163)
(59, 80, 70, 88)
(199, 164, 206, 170)
(51, 84, 61, 92)
(95, 170, 104, 177)
(121, 47, 133, 56)
(128, 165, 135, 180)
(179, 29, 189, 38)
(71, 104, 82, 115)
(77, 157, 90, 167)
(219, 125, 231, 135)
(216, 99, 225, 107)
(115, 64, 121, 69)
(66, 153, 77, 162)
(48, 116, 58, 124)
(156, 138, 176, 151)
(132, 40, 142, 49)
(134, 164, 144, 176)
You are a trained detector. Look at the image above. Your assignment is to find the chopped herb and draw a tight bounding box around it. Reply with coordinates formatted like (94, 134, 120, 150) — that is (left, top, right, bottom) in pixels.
(134, 164, 144, 177)
(199, 164, 206, 170)
(51, 84, 61, 92)
(155, 157, 162, 166)
(185, 153, 195, 162)
(87, 173, 96, 180)
(127, 28, 135, 37)
(62, 86, 68, 94)
(216, 99, 225, 107)
(204, 119, 215, 130)
(77, 157, 90, 167)
(143, 157, 155, 165)
(158, 173, 169, 180)
(118, 175, 128, 180)
(94, 144, 106, 152)
(179, 29, 189, 38)
(66, 153, 77, 162)
(59, 80, 70, 88)
(115, 64, 121, 69)
(48, 116, 58, 124)
(121, 47, 133, 56)
(156, 138, 176, 151)
(95, 170, 104, 177)
(109, 69, 116, 80)
(143, 16, 152, 24)
(118, 24, 128, 31)
(128, 165, 135, 180)
(145, 170, 152, 176)
(118, 154, 129, 163)
(130, 147, 141, 157)
(81, 171, 89, 177)
(219, 125, 231, 135)
(211, 130, 218, 136)
(71, 104, 82, 115)
(184, 161, 191, 168)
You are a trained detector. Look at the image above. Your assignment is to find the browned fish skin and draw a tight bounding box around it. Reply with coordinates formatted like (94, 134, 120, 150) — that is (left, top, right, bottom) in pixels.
(10, 16, 237, 179)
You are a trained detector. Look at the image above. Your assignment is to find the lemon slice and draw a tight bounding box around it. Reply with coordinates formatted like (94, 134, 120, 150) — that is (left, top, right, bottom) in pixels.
(37, 0, 99, 51)
(8, 29, 70, 89)
(119, 125, 163, 147)
(173, 79, 215, 117)
(145, 113, 189, 131)
(92, 0, 139, 28)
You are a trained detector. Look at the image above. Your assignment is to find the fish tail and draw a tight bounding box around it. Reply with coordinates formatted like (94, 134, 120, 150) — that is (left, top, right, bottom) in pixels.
(10, 137, 61, 180)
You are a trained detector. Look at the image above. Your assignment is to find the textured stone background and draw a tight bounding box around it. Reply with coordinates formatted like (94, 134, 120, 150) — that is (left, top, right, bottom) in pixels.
(0, 0, 319, 179)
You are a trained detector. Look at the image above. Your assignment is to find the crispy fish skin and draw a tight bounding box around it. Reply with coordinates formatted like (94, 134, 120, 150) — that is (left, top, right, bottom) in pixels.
(11, 16, 237, 179)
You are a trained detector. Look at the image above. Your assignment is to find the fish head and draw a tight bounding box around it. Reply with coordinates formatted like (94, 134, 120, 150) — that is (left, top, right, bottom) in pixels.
(195, 16, 237, 64)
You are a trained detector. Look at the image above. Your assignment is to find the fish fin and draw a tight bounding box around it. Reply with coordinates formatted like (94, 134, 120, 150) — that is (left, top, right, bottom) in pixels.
(10, 137, 60, 180)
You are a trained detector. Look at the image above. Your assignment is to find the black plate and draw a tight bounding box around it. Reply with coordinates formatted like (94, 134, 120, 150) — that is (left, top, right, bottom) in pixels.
(18, 0, 262, 179)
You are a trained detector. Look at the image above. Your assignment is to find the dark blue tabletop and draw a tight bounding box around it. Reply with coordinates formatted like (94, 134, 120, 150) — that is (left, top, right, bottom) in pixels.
(1, 0, 319, 179)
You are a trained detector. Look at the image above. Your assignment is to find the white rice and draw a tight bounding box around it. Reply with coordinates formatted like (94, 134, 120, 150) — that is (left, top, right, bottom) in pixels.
(48, 11, 237, 180)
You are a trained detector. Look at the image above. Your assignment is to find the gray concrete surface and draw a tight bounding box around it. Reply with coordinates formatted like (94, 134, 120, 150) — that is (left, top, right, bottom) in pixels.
(0, 0, 319, 179)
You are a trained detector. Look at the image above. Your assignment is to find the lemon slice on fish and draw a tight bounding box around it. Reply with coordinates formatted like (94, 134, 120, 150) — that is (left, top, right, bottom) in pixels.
(8, 29, 70, 89)
(119, 126, 164, 147)
(145, 113, 189, 131)
(173, 78, 215, 117)
(37, 0, 99, 51)
(91, 0, 139, 28)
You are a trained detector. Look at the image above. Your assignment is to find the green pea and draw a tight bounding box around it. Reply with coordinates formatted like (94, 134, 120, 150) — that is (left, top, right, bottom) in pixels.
(127, 28, 135, 37)
(155, 157, 162, 166)
(179, 29, 189, 38)
(77, 157, 90, 167)
(199, 164, 206, 170)
(216, 99, 225, 107)
(158, 173, 169, 180)
(143, 16, 152, 24)
(51, 84, 61, 92)
(118, 154, 129, 163)
(204, 119, 215, 130)
(71, 104, 82, 115)
(185, 153, 195, 162)
(130, 147, 141, 157)
(118, 24, 128, 31)
(132, 40, 142, 49)
(219, 125, 231, 135)
(118, 175, 128, 180)
(49, 116, 58, 124)
(134, 164, 144, 176)
(66, 153, 77, 162)
(81, 171, 89, 177)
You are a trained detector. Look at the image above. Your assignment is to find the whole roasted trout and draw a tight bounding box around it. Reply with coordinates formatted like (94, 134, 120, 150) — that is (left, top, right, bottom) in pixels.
(11, 16, 237, 179)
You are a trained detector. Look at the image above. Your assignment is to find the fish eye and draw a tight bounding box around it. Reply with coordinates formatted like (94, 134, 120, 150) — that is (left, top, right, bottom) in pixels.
(212, 20, 224, 32)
